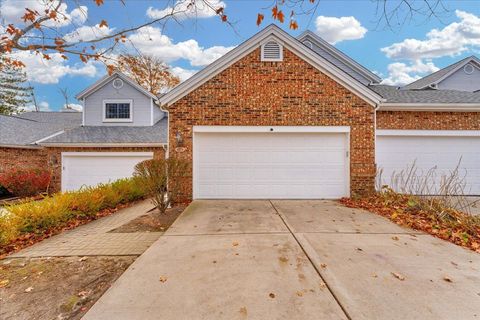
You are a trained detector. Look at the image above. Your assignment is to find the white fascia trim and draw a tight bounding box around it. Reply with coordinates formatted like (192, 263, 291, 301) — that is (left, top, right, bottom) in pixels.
(150, 98, 154, 126)
(81, 98, 85, 126)
(33, 130, 65, 144)
(378, 103, 480, 112)
(377, 129, 480, 137)
(40, 143, 167, 147)
(297, 30, 382, 83)
(62, 151, 155, 157)
(193, 126, 350, 133)
(76, 71, 158, 101)
(159, 25, 383, 107)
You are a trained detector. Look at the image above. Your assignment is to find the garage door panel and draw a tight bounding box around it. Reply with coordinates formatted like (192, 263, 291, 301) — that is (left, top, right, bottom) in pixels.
(194, 132, 348, 199)
(62, 153, 153, 191)
(377, 135, 480, 195)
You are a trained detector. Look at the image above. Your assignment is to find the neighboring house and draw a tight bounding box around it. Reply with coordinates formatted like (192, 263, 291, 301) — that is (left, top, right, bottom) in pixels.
(0, 72, 167, 192)
(1, 24, 479, 198)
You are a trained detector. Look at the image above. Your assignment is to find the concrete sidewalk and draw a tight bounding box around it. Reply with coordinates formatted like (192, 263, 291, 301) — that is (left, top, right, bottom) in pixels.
(84, 200, 480, 320)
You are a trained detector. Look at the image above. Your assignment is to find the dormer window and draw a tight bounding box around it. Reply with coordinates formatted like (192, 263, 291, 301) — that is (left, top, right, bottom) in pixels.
(261, 40, 283, 61)
(103, 99, 133, 122)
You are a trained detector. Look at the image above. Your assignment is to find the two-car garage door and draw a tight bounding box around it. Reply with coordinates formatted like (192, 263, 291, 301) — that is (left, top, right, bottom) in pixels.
(62, 152, 153, 191)
(193, 129, 350, 199)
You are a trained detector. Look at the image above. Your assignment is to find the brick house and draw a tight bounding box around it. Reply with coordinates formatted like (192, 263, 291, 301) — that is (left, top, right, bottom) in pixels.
(1, 25, 480, 198)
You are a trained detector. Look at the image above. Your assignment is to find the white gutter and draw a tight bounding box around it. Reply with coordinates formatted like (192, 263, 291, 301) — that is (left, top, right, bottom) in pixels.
(38, 142, 167, 147)
(0, 144, 43, 149)
(378, 103, 480, 112)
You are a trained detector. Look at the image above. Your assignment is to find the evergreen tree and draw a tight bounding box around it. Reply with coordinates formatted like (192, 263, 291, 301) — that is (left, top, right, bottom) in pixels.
(0, 57, 32, 115)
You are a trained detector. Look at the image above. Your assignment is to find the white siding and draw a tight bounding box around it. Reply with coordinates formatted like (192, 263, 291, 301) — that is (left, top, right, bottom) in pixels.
(84, 76, 155, 126)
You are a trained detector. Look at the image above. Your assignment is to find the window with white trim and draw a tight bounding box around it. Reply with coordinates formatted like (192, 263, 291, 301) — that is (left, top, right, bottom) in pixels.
(103, 99, 133, 122)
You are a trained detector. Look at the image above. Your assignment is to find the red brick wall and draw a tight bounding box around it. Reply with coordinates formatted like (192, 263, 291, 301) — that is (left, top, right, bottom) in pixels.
(46, 147, 165, 192)
(0, 147, 48, 175)
(168, 47, 376, 198)
(377, 111, 480, 130)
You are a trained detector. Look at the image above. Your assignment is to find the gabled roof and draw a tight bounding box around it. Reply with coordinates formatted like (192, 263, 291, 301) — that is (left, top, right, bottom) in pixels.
(159, 24, 384, 107)
(76, 71, 158, 100)
(402, 56, 480, 90)
(297, 30, 381, 84)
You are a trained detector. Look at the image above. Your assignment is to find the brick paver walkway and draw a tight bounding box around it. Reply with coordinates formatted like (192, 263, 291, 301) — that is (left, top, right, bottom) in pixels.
(9, 199, 163, 257)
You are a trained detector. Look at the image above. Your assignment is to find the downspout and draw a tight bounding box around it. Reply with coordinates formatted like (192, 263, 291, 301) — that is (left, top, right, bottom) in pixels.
(156, 99, 170, 159)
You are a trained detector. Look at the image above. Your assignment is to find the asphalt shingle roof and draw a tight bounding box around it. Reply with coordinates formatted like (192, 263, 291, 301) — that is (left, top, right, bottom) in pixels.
(0, 112, 82, 147)
(40, 118, 168, 144)
(369, 84, 480, 104)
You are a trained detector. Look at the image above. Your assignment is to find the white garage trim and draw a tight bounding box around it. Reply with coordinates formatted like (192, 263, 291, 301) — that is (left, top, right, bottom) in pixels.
(377, 130, 480, 137)
(193, 126, 350, 133)
(61, 152, 153, 191)
(193, 128, 350, 199)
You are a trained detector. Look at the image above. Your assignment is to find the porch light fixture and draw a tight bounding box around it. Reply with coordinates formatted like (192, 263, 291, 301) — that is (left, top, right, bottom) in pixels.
(176, 131, 184, 147)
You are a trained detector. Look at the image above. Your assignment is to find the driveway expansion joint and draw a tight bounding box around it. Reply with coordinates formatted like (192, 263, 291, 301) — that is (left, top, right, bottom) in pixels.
(268, 200, 353, 320)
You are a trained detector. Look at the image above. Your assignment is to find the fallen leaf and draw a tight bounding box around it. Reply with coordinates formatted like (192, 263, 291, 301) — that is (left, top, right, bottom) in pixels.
(269, 293, 275, 298)
(392, 236, 399, 241)
(451, 261, 458, 267)
(356, 247, 363, 252)
(391, 272, 405, 281)
(78, 257, 88, 262)
(443, 276, 453, 283)
(320, 263, 327, 268)
(296, 291, 303, 297)
(372, 274, 378, 278)
(159, 276, 168, 283)
(25, 286, 34, 292)
(239, 306, 247, 316)
(0, 279, 9, 288)
(232, 242, 239, 247)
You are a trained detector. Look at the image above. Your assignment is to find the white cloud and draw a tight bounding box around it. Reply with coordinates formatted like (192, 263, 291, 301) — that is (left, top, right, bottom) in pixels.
(24, 101, 50, 112)
(315, 16, 367, 44)
(0, 0, 87, 27)
(62, 103, 82, 112)
(70, 6, 88, 25)
(171, 66, 197, 81)
(382, 60, 439, 86)
(382, 10, 480, 60)
(10, 51, 98, 84)
(147, 0, 225, 20)
(63, 24, 113, 43)
(127, 26, 234, 67)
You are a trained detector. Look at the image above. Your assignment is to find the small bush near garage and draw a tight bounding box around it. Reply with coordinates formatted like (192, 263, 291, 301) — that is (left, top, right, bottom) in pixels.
(0, 167, 51, 197)
(134, 158, 189, 214)
(341, 187, 480, 253)
(0, 178, 147, 249)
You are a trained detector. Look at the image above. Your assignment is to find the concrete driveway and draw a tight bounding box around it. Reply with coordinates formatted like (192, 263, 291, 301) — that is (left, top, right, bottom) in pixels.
(84, 200, 480, 320)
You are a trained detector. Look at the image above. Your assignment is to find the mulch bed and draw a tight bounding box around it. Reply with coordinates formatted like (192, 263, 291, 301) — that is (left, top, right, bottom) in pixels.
(0, 256, 135, 320)
(0, 200, 144, 259)
(340, 193, 480, 253)
(110, 205, 186, 233)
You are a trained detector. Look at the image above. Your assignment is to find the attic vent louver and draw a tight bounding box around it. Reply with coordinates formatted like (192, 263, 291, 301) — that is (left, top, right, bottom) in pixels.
(261, 40, 283, 62)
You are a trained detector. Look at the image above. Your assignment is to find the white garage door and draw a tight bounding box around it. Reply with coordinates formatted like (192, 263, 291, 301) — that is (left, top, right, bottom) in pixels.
(376, 131, 480, 195)
(193, 129, 349, 199)
(62, 152, 153, 191)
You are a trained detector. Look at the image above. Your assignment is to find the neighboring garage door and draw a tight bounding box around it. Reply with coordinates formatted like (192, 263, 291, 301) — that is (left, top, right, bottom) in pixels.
(376, 131, 480, 195)
(62, 152, 153, 191)
(193, 127, 350, 199)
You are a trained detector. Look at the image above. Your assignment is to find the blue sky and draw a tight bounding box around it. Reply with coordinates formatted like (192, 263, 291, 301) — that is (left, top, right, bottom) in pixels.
(3, 0, 480, 111)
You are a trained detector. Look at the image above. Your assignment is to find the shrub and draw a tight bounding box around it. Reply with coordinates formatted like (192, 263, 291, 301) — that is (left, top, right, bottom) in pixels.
(134, 158, 189, 214)
(0, 167, 51, 197)
(0, 178, 148, 246)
